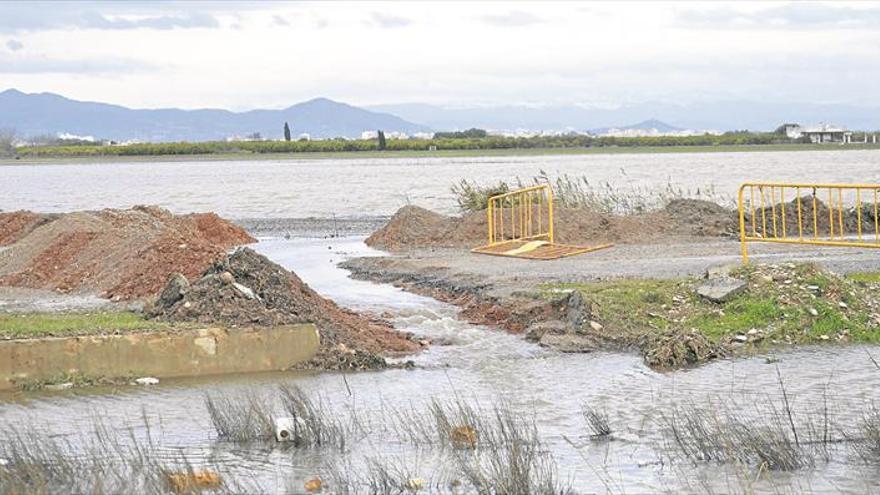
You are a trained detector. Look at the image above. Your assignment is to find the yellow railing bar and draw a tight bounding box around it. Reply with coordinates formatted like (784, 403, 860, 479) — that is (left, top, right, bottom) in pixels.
(739, 182, 880, 264)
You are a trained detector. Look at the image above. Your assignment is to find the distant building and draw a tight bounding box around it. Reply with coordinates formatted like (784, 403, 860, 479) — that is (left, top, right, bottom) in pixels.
(783, 123, 853, 143)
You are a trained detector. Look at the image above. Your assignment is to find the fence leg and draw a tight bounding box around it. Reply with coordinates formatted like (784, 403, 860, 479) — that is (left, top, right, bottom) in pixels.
(738, 185, 749, 264)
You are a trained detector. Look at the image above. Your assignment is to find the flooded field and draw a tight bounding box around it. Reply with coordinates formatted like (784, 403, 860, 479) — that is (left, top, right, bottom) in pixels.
(3, 151, 880, 492)
(2, 236, 880, 493)
(2, 150, 880, 219)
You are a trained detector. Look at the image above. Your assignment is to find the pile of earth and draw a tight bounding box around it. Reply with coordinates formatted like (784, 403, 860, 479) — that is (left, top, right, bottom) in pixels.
(366, 199, 737, 251)
(147, 247, 420, 370)
(0, 206, 255, 300)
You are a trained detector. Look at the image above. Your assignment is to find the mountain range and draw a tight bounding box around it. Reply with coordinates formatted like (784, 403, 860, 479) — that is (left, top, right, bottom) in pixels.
(2, 88, 879, 143)
(369, 101, 880, 134)
(0, 89, 429, 142)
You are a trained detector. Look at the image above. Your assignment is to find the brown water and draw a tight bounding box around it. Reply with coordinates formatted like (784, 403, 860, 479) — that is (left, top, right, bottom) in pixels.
(2, 236, 879, 493)
(3, 150, 880, 219)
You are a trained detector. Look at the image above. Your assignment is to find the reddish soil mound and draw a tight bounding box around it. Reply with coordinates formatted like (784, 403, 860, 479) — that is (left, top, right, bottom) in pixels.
(0, 206, 255, 300)
(148, 248, 420, 369)
(367, 200, 737, 251)
(0, 211, 55, 246)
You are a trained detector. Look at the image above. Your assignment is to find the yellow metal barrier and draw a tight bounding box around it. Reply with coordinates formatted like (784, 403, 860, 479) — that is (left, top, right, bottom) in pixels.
(472, 184, 612, 260)
(738, 182, 880, 263)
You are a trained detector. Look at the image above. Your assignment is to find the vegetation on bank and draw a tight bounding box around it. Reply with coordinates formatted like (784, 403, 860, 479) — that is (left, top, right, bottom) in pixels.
(543, 262, 880, 360)
(0, 311, 177, 339)
(13, 131, 879, 158)
(452, 171, 731, 213)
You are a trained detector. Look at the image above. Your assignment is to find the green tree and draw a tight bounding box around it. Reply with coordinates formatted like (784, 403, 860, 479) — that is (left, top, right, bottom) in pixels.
(283, 122, 291, 141)
(377, 130, 386, 150)
(0, 128, 17, 157)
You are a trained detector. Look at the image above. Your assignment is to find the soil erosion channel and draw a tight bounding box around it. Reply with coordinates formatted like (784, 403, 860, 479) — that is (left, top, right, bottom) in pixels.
(2, 235, 880, 493)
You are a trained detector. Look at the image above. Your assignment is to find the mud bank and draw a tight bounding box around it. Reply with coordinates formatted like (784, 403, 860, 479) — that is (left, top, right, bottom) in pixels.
(0, 324, 319, 391)
(342, 254, 880, 369)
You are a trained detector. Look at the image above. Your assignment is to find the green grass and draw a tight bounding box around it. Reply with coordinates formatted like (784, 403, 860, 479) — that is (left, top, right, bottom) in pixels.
(542, 263, 880, 357)
(0, 311, 175, 339)
(4, 142, 880, 166)
(847, 272, 880, 284)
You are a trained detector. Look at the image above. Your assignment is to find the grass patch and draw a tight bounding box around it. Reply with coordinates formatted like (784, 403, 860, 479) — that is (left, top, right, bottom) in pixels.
(542, 263, 880, 366)
(847, 272, 880, 284)
(0, 311, 176, 339)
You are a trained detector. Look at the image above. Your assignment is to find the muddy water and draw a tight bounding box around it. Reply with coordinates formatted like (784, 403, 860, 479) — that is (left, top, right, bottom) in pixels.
(2, 237, 880, 492)
(3, 150, 880, 219)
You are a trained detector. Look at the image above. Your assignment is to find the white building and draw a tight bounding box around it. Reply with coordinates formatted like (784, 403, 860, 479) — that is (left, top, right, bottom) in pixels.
(784, 123, 853, 143)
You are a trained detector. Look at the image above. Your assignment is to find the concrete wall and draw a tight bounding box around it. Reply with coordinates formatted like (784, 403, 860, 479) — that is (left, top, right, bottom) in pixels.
(0, 324, 319, 390)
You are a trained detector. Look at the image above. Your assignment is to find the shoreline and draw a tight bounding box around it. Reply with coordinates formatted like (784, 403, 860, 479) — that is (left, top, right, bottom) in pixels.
(3, 142, 880, 166)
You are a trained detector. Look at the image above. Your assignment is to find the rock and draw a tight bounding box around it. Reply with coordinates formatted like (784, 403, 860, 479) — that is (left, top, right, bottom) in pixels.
(450, 426, 478, 449)
(406, 478, 426, 490)
(157, 273, 189, 307)
(806, 285, 820, 292)
(565, 290, 592, 329)
(232, 282, 257, 300)
(218, 271, 235, 285)
(747, 328, 759, 335)
(808, 307, 819, 316)
(525, 320, 568, 342)
(134, 377, 159, 385)
(0, 458, 8, 466)
(819, 334, 830, 340)
(539, 333, 597, 353)
(734, 334, 748, 342)
(45, 382, 74, 391)
(839, 301, 848, 309)
(696, 277, 746, 303)
(589, 320, 604, 332)
(705, 263, 737, 279)
(304, 478, 323, 493)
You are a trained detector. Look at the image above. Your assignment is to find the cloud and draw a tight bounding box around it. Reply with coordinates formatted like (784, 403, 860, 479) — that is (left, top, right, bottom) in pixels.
(6, 39, 23, 51)
(0, 3, 220, 32)
(679, 3, 880, 29)
(370, 12, 412, 28)
(480, 10, 544, 27)
(272, 15, 289, 27)
(0, 54, 155, 74)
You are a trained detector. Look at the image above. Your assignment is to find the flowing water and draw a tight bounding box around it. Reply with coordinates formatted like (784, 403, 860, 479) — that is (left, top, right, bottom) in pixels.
(3, 150, 880, 492)
(1, 236, 879, 493)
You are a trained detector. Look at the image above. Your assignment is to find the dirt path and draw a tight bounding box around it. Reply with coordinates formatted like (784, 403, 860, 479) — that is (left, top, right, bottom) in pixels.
(345, 239, 880, 297)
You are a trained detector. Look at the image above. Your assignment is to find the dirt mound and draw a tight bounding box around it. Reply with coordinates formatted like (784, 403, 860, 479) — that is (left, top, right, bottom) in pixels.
(0, 211, 56, 246)
(148, 248, 420, 369)
(367, 201, 736, 252)
(662, 199, 738, 237)
(0, 206, 255, 300)
(365, 206, 456, 250)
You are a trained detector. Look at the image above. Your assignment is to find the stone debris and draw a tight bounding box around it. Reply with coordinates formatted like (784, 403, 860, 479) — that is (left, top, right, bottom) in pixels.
(696, 277, 747, 303)
(134, 377, 159, 386)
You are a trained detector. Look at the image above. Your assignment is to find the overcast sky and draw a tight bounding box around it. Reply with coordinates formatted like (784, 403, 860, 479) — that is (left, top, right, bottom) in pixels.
(1, 1, 878, 111)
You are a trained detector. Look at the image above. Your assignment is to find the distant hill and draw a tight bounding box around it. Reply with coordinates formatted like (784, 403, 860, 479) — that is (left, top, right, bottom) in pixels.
(369, 101, 880, 132)
(0, 89, 430, 142)
(590, 119, 683, 135)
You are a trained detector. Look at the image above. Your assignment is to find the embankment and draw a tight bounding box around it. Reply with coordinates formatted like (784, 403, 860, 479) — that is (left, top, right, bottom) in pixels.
(365, 199, 736, 251)
(0, 324, 319, 391)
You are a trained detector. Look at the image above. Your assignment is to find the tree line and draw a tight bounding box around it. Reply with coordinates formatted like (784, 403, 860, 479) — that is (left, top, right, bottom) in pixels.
(7, 129, 837, 158)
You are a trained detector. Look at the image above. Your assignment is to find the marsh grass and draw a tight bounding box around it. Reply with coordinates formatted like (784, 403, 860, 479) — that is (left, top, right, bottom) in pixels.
(658, 374, 841, 472)
(0, 414, 258, 494)
(279, 383, 355, 449)
(452, 170, 732, 214)
(205, 392, 275, 442)
(582, 405, 612, 439)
